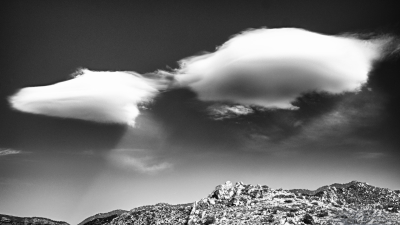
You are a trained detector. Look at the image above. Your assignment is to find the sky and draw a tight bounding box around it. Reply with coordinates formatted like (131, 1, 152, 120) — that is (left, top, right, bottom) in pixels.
(1, 1, 400, 224)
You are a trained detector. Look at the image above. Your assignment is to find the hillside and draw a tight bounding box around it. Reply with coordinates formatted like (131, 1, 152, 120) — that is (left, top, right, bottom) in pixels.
(0, 214, 69, 225)
(80, 180, 400, 225)
(2, 181, 399, 225)
(77, 210, 128, 225)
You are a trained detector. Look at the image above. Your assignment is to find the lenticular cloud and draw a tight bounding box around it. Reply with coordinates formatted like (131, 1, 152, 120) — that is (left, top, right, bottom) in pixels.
(173, 28, 387, 108)
(9, 69, 163, 126)
(9, 28, 393, 126)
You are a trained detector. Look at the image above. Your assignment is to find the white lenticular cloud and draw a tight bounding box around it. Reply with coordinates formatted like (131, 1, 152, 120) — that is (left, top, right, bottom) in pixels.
(174, 28, 387, 108)
(8, 28, 393, 126)
(9, 69, 165, 126)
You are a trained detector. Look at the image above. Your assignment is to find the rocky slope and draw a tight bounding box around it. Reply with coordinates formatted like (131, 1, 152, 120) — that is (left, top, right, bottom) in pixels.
(77, 210, 128, 225)
(0, 214, 69, 225)
(99, 181, 400, 225)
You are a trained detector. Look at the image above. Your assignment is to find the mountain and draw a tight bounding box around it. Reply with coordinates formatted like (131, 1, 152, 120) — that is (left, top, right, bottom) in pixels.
(0, 214, 69, 225)
(80, 181, 400, 225)
(2, 181, 399, 224)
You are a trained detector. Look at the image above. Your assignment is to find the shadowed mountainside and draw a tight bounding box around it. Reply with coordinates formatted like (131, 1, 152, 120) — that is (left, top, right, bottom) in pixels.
(77, 210, 128, 225)
(0, 214, 69, 225)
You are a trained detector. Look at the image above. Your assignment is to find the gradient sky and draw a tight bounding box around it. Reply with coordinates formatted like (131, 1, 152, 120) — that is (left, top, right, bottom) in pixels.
(1, 1, 400, 224)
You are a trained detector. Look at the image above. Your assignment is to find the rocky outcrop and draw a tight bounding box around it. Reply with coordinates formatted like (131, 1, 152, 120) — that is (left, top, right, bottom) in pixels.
(186, 181, 400, 225)
(103, 181, 400, 225)
(0, 214, 69, 225)
(107, 203, 192, 225)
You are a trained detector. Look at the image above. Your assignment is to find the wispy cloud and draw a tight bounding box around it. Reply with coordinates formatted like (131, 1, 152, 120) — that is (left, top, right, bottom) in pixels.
(356, 152, 386, 159)
(107, 149, 172, 174)
(0, 149, 23, 156)
(237, 89, 386, 154)
(291, 90, 384, 147)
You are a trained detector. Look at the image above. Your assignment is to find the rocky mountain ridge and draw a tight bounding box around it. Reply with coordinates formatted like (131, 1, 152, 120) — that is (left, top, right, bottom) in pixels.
(2, 181, 399, 225)
(101, 181, 400, 225)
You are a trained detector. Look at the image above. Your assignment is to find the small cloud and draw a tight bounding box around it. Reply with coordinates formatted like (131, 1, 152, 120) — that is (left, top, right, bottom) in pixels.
(207, 104, 254, 120)
(0, 149, 22, 156)
(107, 149, 172, 174)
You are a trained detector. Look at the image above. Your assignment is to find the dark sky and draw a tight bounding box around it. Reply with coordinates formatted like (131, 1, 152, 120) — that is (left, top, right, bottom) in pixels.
(1, 1, 400, 224)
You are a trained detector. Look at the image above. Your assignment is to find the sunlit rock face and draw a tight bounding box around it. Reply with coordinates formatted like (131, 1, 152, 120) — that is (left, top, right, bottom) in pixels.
(96, 181, 400, 225)
(187, 181, 400, 225)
